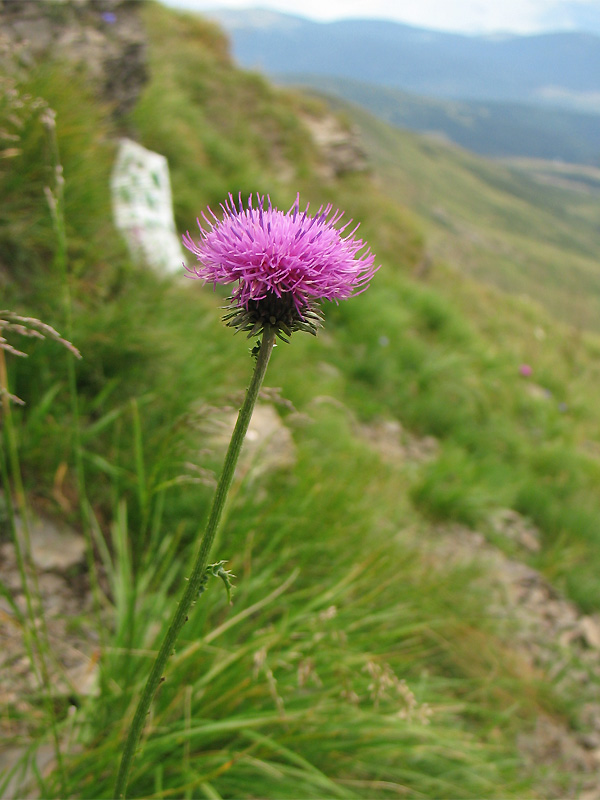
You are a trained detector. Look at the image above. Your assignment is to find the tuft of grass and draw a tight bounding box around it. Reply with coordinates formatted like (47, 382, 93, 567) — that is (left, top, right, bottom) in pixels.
(43, 414, 550, 799)
(410, 444, 495, 527)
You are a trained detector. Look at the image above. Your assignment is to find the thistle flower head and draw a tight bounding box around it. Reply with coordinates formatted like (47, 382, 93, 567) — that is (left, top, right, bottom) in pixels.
(183, 193, 378, 340)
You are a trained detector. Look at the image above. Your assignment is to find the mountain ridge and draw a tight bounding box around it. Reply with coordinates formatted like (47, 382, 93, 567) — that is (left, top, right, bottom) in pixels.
(208, 7, 600, 114)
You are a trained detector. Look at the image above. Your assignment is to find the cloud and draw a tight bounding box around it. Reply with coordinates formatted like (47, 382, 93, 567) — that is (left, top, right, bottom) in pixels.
(160, 0, 599, 34)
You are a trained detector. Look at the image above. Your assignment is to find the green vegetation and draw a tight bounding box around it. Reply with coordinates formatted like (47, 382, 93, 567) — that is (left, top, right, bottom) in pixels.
(3, 2, 600, 798)
(329, 96, 600, 332)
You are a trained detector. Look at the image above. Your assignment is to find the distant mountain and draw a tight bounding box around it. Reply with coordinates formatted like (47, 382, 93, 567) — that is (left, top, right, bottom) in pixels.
(208, 8, 600, 115)
(280, 74, 600, 166)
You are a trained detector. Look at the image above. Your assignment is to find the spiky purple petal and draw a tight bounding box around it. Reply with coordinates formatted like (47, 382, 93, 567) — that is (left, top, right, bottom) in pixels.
(183, 193, 378, 319)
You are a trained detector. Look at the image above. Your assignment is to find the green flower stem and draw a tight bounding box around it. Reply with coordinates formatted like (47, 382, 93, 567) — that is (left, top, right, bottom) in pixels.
(114, 325, 276, 799)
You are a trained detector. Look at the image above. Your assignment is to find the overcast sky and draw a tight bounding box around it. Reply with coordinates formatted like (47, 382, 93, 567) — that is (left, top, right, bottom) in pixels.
(160, 0, 598, 34)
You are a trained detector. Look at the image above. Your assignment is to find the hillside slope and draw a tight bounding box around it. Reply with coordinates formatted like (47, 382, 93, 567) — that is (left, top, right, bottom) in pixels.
(3, 3, 600, 798)
(310, 92, 600, 333)
(278, 73, 600, 165)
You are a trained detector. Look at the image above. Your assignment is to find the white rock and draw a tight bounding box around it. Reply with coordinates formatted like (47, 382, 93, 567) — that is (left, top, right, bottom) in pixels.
(111, 138, 184, 274)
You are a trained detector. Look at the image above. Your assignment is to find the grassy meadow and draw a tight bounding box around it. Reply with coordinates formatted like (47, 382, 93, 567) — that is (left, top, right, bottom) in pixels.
(326, 96, 600, 333)
(3, 2, 600, 798)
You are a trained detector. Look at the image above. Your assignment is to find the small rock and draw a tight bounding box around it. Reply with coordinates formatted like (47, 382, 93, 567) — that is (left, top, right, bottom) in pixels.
(579, 616, 600, 650)
(578, 732, 600, 750)
(490, 508, 541, 553)
(209, 403, 296, 476)
(65, 654, 100, 698)
(581, 703, 600, 732)
(15, 516, 86, 572)
(579, 789, 600, 800)
(357, 417, 438, 465)
(301, 111, 368, 180)
(0, 743, 56, 800)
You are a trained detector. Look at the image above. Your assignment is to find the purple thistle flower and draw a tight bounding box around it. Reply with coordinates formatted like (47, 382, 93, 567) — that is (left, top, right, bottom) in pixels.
(183, 193, 378, 339)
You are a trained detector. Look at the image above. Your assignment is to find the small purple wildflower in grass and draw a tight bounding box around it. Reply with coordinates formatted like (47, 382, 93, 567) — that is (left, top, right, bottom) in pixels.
(183, 192, 378, 340)
(519, 363, 533, 378)
(101, 11, 117, 24)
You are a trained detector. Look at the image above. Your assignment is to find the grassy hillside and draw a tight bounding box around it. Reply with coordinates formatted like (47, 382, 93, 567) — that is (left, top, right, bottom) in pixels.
(3, 3, 600, 798)
(318, 94, 600, 333)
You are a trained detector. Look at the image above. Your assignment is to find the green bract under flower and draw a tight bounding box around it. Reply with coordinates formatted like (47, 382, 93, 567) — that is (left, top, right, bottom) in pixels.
(183, 192, 378, 340)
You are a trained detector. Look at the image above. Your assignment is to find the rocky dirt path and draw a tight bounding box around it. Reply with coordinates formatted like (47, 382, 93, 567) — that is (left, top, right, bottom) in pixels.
(432, 518, 600, 799)
(358, 415, 600, 797)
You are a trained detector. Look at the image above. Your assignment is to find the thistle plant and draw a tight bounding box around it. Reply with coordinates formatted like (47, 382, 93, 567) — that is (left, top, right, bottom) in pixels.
(115, 192, 377, 798)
